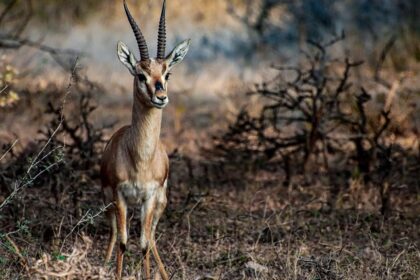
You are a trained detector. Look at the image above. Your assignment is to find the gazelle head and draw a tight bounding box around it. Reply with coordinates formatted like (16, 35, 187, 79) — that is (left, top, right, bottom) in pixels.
(117, 0, 190, 109)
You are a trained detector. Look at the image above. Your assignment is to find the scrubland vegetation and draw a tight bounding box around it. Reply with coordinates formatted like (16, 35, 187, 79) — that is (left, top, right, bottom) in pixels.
(1, 1, 419, 279)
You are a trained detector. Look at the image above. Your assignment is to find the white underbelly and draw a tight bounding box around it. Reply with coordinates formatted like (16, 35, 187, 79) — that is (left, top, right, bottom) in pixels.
(119, 181, 164, 205)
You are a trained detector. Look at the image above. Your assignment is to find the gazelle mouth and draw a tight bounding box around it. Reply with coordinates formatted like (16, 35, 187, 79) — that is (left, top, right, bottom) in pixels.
(151, 100, 168, 109)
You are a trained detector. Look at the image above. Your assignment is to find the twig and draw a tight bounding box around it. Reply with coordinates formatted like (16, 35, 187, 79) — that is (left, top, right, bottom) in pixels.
(0, 59, 79, 212)
(0, 84, 8, 95)
(374, 35, 397, 85)
(0, 0, 17, 25)
(26, 58, 79, 175)
(0, 159, 63, 210)
(0, 139, 18, 162)
(60, 203, 112, 253)
(387, 250, 405, 277)
(5, 235, 28, 270)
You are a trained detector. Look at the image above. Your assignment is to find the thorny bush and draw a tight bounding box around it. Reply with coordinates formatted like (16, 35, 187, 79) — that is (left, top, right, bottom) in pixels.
(213, 38, 419, 213)
(0, 73, 111, 220)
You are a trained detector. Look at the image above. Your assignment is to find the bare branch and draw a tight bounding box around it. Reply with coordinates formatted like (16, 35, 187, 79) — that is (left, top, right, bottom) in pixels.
(0, 139, 19, 162)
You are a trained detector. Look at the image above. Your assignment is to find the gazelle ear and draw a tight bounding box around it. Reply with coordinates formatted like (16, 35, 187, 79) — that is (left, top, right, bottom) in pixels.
(165, 39, 191, 69)
(117, 41, 137, 75)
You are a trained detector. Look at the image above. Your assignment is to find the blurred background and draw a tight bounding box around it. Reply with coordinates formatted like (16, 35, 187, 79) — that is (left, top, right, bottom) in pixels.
(2, 0, 419, 92)
(0, 1, 419, 279)
(1, 0, 419, 145)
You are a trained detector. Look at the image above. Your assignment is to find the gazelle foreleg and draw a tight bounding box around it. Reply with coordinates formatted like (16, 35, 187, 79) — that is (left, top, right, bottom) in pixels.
(115, 192, 128, 279)
(150, 188, 168, 280)
(141, 198, 155, 279)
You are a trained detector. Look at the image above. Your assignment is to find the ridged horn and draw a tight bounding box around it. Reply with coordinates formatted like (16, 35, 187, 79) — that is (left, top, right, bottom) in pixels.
(123, 0, 149, 61)
(156, 0, 167, 59)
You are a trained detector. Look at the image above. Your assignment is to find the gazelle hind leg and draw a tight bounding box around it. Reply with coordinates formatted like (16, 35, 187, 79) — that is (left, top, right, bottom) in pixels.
(150, 240, 168, 280)
(104, 208, 117, 264)
(144, 247, 151, 280)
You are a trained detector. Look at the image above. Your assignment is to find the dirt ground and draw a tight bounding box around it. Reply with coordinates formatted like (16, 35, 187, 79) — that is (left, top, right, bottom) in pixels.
(1, 163, 419, 280)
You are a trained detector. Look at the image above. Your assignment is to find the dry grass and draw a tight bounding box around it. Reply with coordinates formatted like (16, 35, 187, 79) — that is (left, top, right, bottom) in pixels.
(1, 176, 419, 279)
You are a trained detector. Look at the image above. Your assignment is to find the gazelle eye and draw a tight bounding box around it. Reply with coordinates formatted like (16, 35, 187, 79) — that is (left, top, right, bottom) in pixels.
(138, 74, 147, 82)
(165, 72, 171, 81)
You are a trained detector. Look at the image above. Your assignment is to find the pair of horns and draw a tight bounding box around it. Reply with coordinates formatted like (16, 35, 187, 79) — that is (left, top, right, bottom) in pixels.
(123, 0, 166, 61)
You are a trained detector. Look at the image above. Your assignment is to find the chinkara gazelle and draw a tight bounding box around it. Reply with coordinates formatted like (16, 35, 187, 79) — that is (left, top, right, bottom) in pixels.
(100, 0, 190, 279)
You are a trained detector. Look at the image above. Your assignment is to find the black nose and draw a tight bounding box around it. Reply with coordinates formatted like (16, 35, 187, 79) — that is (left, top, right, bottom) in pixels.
(155, 81, 164, 91)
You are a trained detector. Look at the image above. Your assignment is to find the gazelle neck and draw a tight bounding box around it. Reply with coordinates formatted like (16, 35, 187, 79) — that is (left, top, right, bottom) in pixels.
(129, 88, 163, 162)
